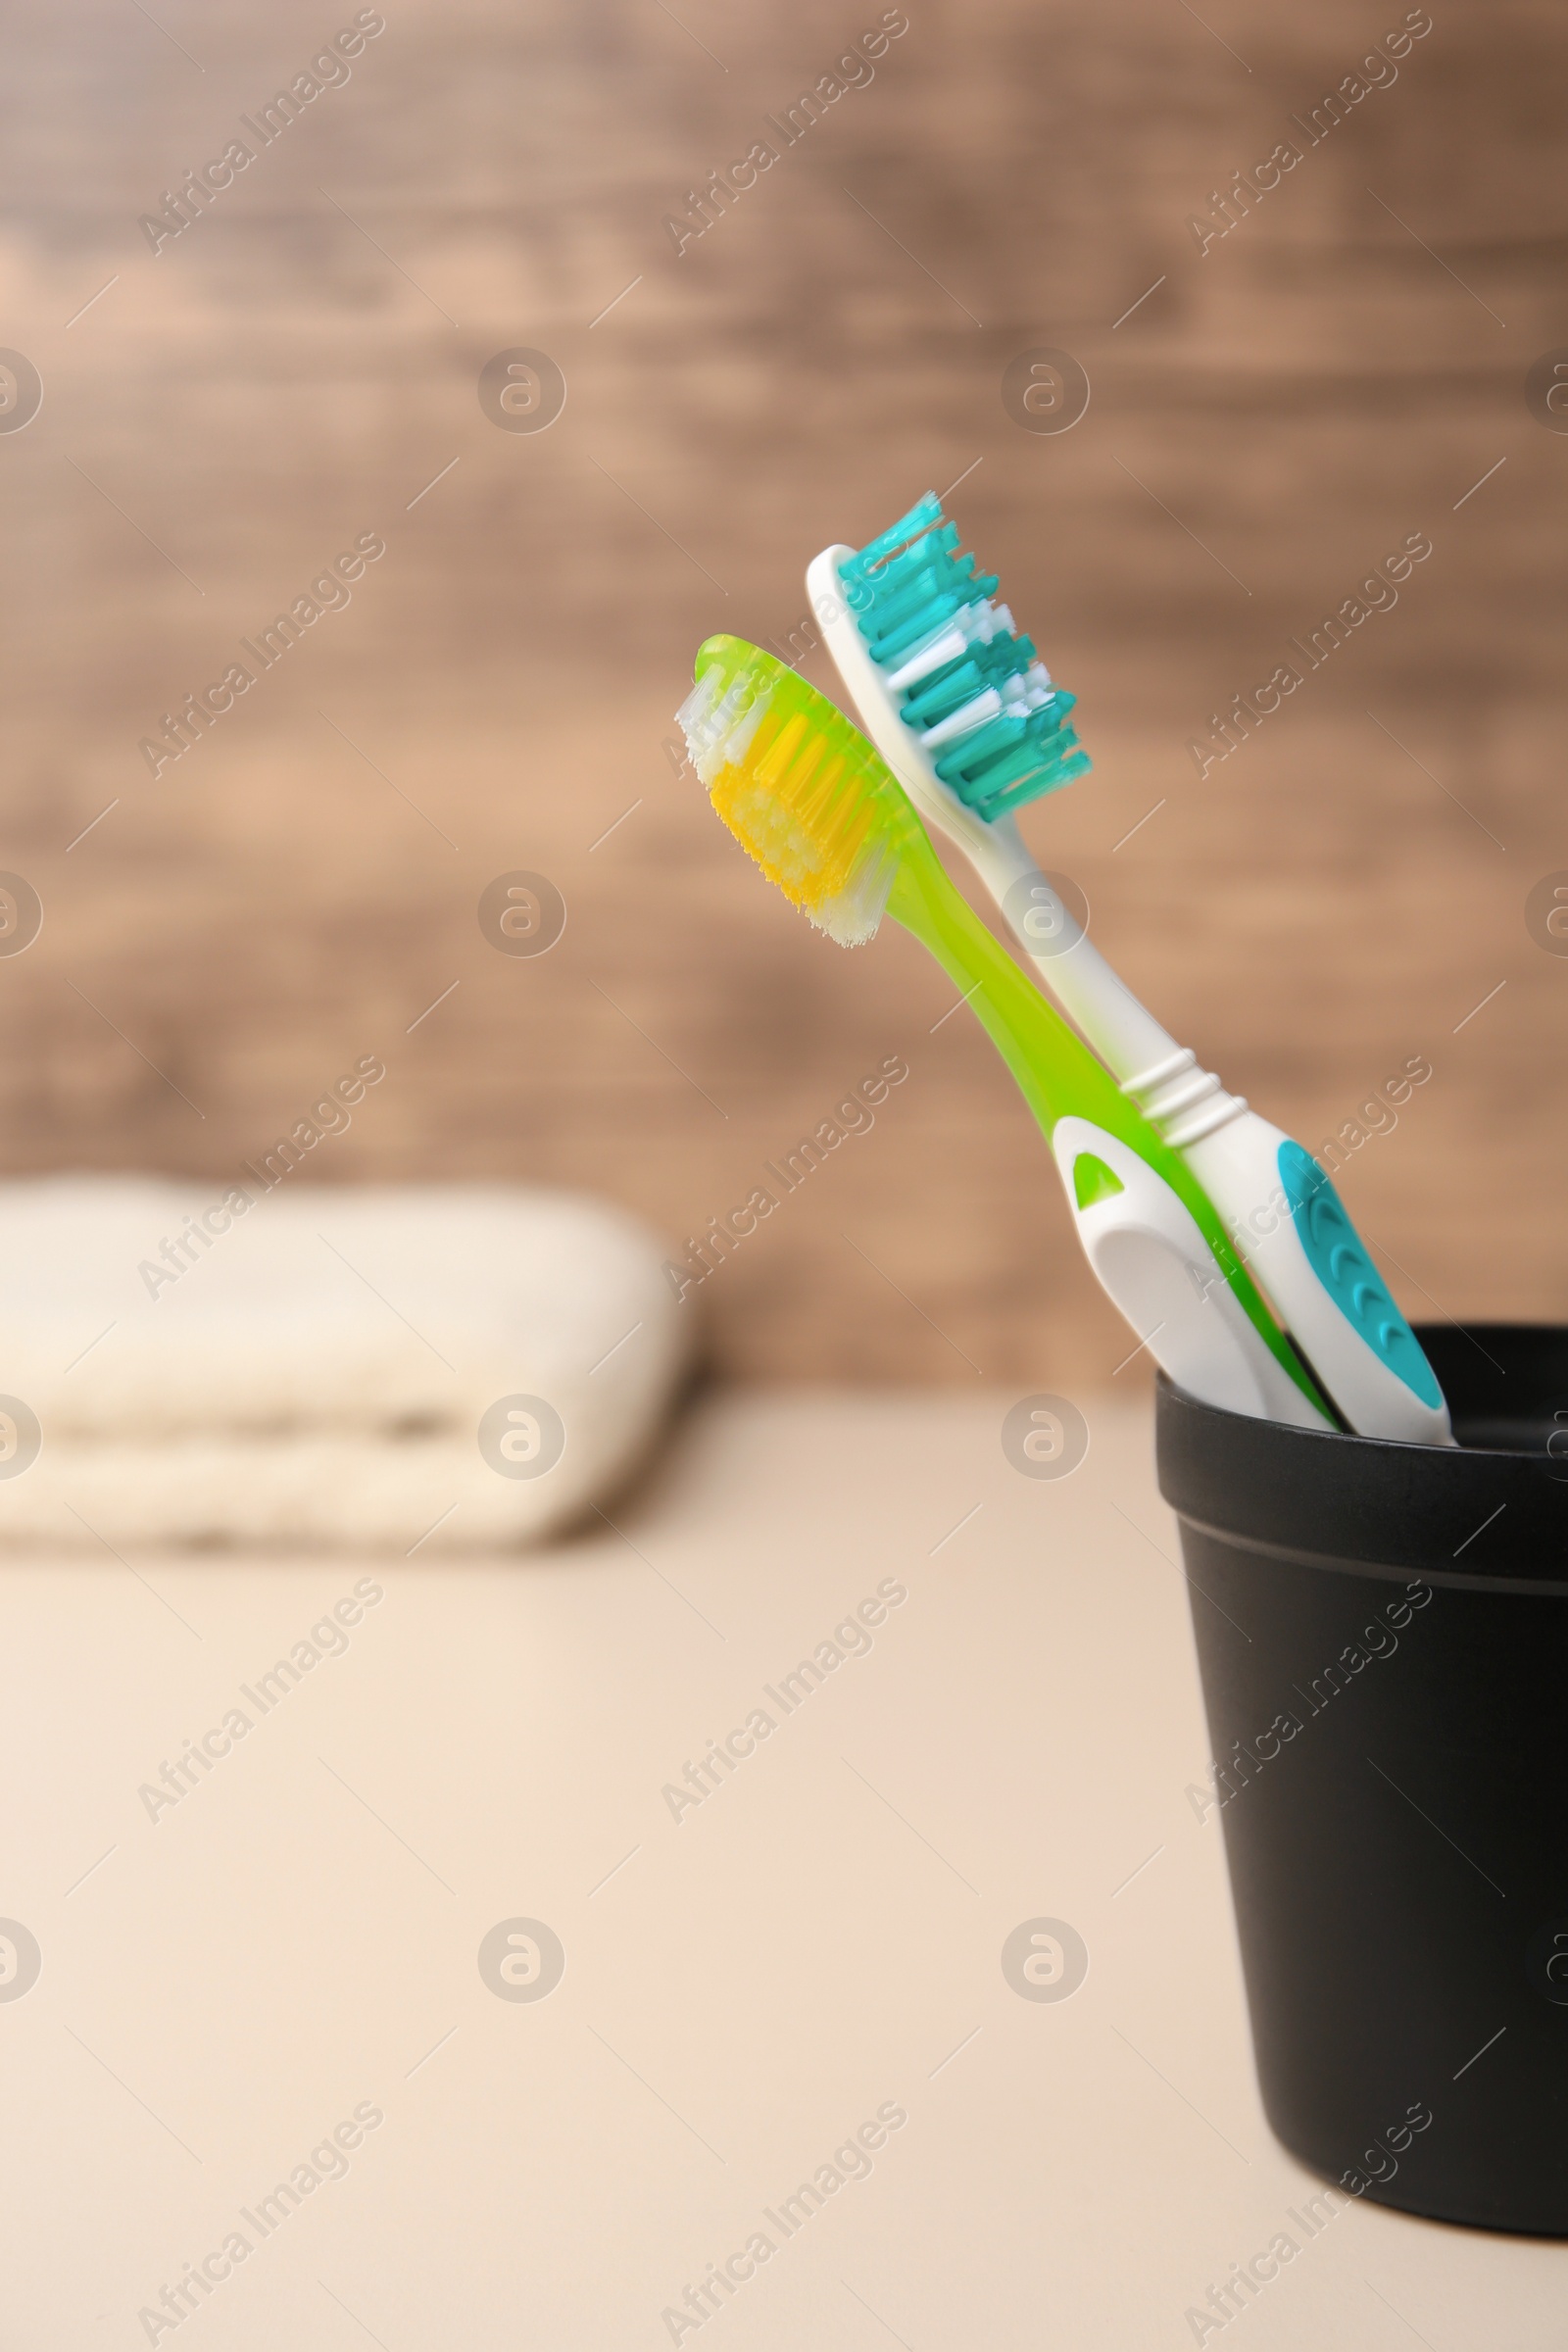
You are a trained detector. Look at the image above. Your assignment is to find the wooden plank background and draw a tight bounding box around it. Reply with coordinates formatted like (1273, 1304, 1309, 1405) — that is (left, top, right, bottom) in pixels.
(0, 0, 1563, 1383)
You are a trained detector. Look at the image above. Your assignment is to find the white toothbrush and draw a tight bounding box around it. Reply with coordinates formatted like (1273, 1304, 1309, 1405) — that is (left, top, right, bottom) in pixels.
(809, 501, 1452, 1446)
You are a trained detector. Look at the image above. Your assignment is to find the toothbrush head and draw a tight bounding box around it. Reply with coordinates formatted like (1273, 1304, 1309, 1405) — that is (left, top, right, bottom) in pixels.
(677, 635, 923, 948)
(830, 492, 1090, 823)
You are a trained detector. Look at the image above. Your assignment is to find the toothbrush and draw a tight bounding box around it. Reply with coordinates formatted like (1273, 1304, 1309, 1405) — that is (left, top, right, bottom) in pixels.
(678, 635, 1335, 1431)
(808, 495, 1451, 1447)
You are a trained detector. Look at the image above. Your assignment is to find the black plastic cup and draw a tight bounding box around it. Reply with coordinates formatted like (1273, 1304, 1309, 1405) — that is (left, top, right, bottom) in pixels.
(1156, 1325, 1568, 2234)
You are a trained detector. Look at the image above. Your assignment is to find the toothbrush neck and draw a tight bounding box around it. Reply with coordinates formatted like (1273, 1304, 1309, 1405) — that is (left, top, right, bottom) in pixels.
(976, 832, 1249, 1149)
(888, 852, 1134, 1144)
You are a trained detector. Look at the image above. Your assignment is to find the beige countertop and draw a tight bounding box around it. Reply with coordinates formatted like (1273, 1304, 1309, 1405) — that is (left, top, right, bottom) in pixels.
(4, 1392, 1564, 2347)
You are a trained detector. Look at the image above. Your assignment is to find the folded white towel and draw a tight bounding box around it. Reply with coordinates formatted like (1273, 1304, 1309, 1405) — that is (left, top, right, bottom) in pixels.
(0, 1178, 687, 1550)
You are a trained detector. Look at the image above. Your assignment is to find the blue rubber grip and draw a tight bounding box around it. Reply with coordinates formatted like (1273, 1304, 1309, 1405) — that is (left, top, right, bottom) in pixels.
(1277, 1143, 1445, 1410)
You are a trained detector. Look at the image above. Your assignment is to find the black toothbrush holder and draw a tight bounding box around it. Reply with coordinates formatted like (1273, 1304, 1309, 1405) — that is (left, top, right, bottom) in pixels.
(1157, 1325, 1568, 2235)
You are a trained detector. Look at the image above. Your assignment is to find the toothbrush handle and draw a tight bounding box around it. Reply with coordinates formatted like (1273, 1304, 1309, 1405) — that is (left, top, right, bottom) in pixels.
(889, 849, 1152, 1144)
(979, 820, 1247, 1145)
(980, 818, 1183, 1069)
(974, 825, 1451, 1443)
(1052, 1115, 1331, 1431)
(887, 846, 1329, 1418)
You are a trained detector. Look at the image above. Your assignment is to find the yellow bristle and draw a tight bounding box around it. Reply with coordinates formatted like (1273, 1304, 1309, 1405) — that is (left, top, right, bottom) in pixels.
(793, 749, 843, 836)
(680, 637, 922, 946)
(756, 710, 809, 788)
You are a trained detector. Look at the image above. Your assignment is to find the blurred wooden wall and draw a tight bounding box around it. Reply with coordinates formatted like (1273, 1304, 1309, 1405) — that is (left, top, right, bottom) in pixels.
(0, 0, 1564, 1383)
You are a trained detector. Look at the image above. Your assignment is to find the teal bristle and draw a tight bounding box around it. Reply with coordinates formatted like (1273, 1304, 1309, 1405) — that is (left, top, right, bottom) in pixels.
(840, 492, 946, 577)
(841, 495, 1090, 824)
(898, 635, 1040, 730)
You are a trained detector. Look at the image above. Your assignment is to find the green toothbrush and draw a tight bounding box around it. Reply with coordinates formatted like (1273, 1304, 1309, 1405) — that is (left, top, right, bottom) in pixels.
(678, 635, 1333, 1427)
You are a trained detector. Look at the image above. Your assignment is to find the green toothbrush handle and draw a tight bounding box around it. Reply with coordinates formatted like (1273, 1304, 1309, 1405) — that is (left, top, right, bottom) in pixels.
(888, 845, 1327, 1410)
